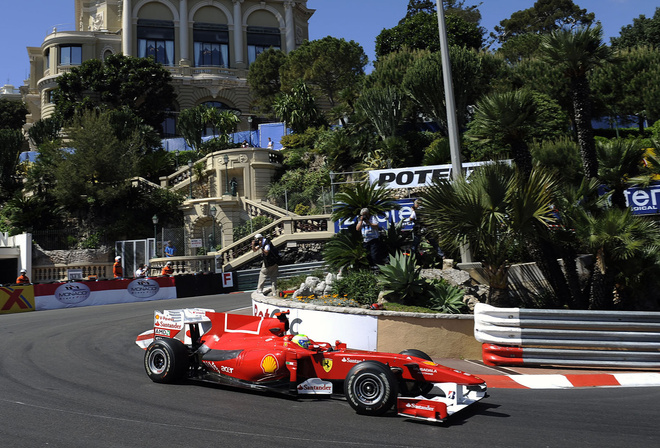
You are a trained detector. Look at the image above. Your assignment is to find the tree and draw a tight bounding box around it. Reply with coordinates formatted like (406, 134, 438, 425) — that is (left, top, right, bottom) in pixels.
(376, 10, 483, 58)
(53, 54, 175, 131)
(540, 25, 612, 179)
(280, 37, 367, 117)
(272, 81, 326, 134)
(611, 7, 660, 49)
(0, 129, 25, 198)
(27, 117, 62, 148)
(420, 163, 560, 306)
(177, 105, 207, 154)
(492, 0, 595, 45)
(466, 90, 570, 172)
(575, 207, 660, 310)
(355, 86, 405, 141)
(596, 139, 646, 210)
(466, 90, 537, 176)
(0, 99, 28, 130)
(402, 46, 501, 133)
(247, 48, 287, 115)
(331, 181, 400, 223)
(590, 46, 660, 130)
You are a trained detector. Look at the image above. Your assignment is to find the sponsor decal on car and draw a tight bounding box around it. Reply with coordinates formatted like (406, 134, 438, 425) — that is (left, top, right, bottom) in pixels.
(405, 402, 435, 412)
(321, 358, 333, 373)
(54, 282, 91, 305)
(297, 378, 333, 394)
(128, 279, 160, 299)
(154, 328, 170, 336)
(341, 357, 365, 364)
(261, 354, 279, 373)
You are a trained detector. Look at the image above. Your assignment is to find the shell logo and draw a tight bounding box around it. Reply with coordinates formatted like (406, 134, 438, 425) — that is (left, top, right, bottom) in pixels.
(261, 354, 279, 373)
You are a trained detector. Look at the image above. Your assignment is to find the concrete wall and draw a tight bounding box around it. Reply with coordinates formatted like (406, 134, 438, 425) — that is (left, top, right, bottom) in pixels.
(253, 295, 481, 360)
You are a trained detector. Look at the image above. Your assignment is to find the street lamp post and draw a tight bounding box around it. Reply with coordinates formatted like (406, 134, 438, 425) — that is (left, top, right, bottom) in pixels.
(329, 171, 336, 206)
(222, 154, 230, 195)
(247, 116, 253, 146)
(209, 205, 217, 251)
(187, 159, 193, 199)
(175, 150, 179, 170)
(152, 214, 159, 258)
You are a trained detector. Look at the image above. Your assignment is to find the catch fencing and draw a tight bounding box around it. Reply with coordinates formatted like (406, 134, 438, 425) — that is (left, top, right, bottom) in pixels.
(474, 303, 660, 369)
(235, 261, 327, 292)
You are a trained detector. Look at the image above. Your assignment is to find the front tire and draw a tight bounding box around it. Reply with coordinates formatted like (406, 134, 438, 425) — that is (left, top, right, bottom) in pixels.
(399, 349, 434, 397)
(144, 338, 189, 383)
(344, 361, 397, 416)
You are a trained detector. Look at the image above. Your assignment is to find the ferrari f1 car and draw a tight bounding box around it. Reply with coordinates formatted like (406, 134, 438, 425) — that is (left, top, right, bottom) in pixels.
(135, 308, 487, 423)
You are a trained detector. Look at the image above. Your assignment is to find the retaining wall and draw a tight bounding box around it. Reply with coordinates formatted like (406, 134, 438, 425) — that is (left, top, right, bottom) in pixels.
(252, 295, 481, 359)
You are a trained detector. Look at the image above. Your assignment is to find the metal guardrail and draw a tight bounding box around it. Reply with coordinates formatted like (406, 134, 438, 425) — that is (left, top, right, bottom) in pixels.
(235, 261, 327, 292)
(474, 303, 660, 369)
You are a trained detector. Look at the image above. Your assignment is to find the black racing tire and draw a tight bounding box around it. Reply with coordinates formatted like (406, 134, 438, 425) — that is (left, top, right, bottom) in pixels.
(343, 361, 397, 416)
(399, 349, 434, 397)
(144, 338, 189, 384)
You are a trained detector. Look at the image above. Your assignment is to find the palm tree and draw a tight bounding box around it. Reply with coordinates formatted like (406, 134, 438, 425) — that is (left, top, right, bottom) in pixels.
(574, 207, 660, 309)
(420, 163, 559, 306)
(596, 139, 646, 209)
(331, 181, 400, 223)
(540, 25, 612, 179)
(466, 89, 538, 177)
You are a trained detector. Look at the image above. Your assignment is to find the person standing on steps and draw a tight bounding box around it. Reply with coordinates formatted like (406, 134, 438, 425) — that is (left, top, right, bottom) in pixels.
(252, 233, 280, 295)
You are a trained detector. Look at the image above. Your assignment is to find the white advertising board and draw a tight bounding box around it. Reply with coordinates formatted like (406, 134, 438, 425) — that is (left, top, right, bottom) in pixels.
(252, 300, 377, 351)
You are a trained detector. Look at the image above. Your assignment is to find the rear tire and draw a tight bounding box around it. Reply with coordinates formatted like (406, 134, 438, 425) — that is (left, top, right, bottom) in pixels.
(399, 349, 434, 397)
(144, 338, 189, 384)
(344, 361, 397, 416)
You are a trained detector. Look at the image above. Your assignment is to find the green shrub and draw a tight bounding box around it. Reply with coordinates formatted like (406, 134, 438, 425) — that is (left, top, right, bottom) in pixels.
(331, 270, 379, 305)
(377, 251, 428, 305)
(233, 215, 273, 241)
(424, 279, 466, 314)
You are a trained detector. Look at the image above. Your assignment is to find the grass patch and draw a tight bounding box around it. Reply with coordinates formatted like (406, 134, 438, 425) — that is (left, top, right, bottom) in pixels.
(381, 302, 443, 314)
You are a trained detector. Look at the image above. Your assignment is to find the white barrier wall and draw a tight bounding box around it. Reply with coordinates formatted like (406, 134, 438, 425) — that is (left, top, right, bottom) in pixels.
(252, 300, 378, 351)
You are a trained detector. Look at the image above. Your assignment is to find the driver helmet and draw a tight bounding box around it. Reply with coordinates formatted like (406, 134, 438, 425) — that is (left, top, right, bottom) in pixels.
(292, 334, 310, 349)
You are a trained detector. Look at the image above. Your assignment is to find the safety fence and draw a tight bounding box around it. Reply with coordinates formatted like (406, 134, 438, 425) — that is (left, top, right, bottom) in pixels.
(235, 261, 327, 292)
(474, 303, 660, 369)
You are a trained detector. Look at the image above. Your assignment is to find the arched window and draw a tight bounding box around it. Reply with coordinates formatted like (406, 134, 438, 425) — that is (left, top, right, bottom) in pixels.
(194, 23, 229, 67)
(247, 27, 281, 64)
(137, 19, 174, 66)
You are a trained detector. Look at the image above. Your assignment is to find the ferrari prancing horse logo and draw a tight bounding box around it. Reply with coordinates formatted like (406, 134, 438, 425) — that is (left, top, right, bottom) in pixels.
(321, 358, 333, 373)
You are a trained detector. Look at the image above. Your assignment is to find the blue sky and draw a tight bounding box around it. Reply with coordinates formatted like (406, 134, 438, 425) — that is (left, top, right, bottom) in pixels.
(0, 1, 657, 88)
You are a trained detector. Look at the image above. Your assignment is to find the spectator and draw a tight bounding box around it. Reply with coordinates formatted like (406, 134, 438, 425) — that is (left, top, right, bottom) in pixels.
(16, 269, 30, 284)
(356, 208, 383, 267)
(407, 199, 422, 253)
(252, 233, 280, 295)
(164, 241, 175, 257)
(113, 256, 123, 278)
(161, 261, 174, 276)
(267, 137, 273, 149)
(135, 263, 149, 278)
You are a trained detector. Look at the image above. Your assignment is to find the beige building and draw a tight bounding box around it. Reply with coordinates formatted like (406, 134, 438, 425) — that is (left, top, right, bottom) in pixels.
(23, 0, 315, 134)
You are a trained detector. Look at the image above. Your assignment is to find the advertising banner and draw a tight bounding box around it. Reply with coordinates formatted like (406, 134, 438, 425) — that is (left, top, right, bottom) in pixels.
(368, 161, 507, 189)
(625, 184, 660, 215)
(0, 285, 35, 314)
(34, 277, 177, 311)
(252, 300, 377, 351)
(335, 198, 415, 232)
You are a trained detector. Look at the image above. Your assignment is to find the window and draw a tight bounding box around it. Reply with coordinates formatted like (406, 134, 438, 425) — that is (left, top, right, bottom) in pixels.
(44, 48, 50, 69)
(59, 45, 82, 66)
(46, 89, 57, 104)
(194, 23, 229, 67)
(247, 27, 281, 64)
(137, 19, 174, 66)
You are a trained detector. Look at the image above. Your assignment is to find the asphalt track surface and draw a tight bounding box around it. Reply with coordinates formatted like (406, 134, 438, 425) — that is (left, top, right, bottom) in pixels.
(1, 293, 659, 448)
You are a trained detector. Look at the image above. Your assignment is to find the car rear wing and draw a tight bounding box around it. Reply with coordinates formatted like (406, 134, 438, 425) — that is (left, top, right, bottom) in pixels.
(135, 308, 214, 349)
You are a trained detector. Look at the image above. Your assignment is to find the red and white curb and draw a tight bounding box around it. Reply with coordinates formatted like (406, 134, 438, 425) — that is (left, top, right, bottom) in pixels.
(480, 373, 660, 389)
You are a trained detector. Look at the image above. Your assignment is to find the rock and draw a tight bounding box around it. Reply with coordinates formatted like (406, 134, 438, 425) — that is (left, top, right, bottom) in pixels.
(462, 295, 481, 312)
(421, 268, 472, 287)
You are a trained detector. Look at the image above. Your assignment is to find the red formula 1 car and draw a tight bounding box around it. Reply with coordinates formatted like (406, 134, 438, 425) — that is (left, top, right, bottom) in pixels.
(135, 309, 487, 423)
